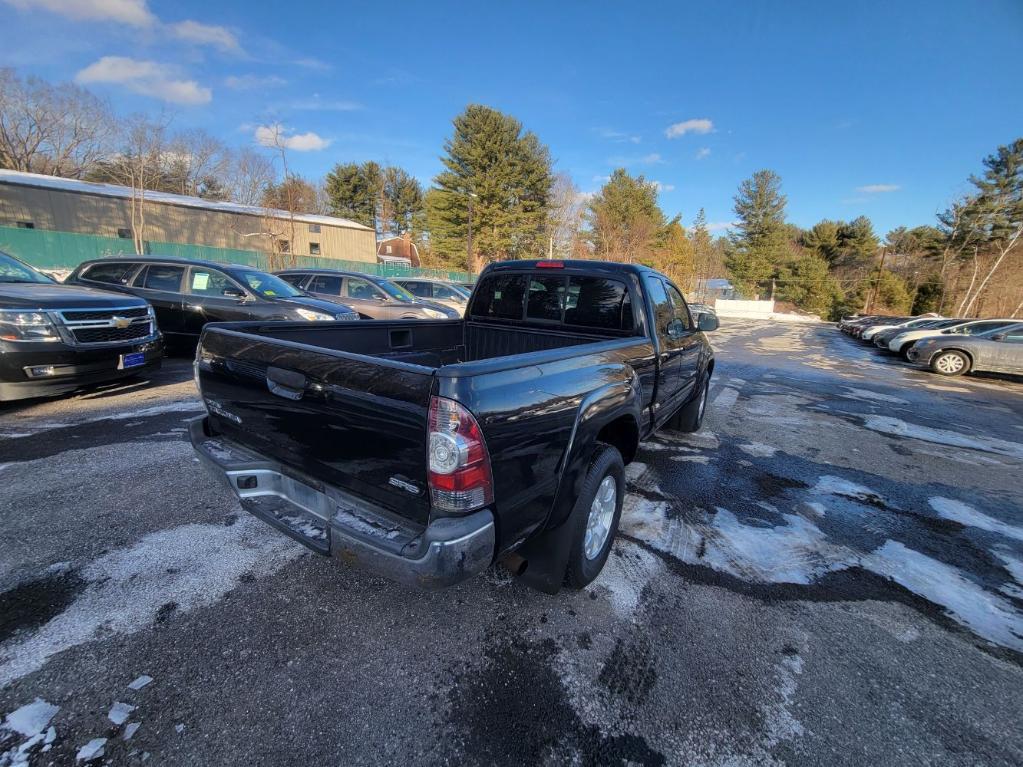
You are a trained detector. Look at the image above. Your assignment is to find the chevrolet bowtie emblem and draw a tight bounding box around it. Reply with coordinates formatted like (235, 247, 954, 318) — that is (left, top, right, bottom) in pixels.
(112, 316, 131, 329)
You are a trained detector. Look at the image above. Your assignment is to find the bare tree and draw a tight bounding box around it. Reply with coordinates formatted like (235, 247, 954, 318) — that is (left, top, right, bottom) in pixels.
(99, 115, 170, 255)
(224, 147, 276, 207)
(166, 129, 230, 198)
(0, 68, 115, 178)
(545, 173, 585, 258)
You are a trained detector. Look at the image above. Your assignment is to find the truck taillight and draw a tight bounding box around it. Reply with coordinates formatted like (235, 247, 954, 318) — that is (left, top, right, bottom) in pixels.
(428, 395, 493, 513)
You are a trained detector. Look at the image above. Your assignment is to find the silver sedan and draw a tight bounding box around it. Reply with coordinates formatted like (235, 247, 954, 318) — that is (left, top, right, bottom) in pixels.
(907, 323, 1023, 376)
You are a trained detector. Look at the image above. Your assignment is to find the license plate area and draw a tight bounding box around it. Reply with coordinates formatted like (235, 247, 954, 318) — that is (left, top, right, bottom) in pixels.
(120, 352, 146, 369)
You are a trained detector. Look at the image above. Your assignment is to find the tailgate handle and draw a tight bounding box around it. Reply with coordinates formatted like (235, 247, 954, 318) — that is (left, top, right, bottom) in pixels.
(266, 366, 306, 400)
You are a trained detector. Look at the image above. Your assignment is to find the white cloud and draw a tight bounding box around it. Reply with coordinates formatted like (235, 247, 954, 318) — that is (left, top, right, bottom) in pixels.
(665, 118, 714, 138)
(695, 147, 711, 160)
(707, 221, 737, 232)
(610, 152, 662, 167)
(225, 74, 286, 90)
(856, 184, 900, 194)
(598, 128, 641, 144)
(641, 153, 662, 164)
(651, 181, 675, 193)
(2, 0, 155, 26)
(254, 124, 331, 152)
(75, 56, 211, 105)
(170, 20, 241, 52)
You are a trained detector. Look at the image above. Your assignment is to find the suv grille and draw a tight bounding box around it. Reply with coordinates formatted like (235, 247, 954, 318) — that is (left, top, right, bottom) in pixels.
(72, 324, 153, 344)
(61, 307, 149, 322)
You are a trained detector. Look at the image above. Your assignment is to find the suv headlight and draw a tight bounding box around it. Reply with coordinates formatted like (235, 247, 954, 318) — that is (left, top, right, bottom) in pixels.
(422, 308, 448, 319)
(295, 308, 334, 322)
(0, 310, 61, 342)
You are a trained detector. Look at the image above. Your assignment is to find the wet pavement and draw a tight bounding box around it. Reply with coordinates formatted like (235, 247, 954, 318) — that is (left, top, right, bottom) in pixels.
(1, 321, 1021, 766)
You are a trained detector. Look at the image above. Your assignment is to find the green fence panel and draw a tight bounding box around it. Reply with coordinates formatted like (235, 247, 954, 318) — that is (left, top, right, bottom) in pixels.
(0, 226, 473, 283)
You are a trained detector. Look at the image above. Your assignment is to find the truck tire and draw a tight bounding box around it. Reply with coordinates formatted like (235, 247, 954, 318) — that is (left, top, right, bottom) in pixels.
(564, 442, 625, 589)
(669, 375, 710, 433)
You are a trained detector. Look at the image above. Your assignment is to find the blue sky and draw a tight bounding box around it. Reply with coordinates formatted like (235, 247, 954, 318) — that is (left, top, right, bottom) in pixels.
(3, 0, 1021, 236)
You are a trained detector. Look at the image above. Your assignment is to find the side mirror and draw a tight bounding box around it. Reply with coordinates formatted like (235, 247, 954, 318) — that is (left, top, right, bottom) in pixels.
(698, 313, 720, 332)
(222, 287, 247, 300)
(990, 333, 1006, 341)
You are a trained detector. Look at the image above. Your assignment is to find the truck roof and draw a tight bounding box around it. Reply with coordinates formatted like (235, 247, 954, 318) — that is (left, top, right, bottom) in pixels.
(484, 259, 660, 278)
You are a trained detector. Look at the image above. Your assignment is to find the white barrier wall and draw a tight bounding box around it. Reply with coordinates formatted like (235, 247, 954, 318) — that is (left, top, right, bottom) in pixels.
(714, 299, 775, 319)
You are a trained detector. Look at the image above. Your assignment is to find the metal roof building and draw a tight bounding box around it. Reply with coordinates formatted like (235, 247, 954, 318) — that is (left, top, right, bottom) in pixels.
(0, 169, 376, 263)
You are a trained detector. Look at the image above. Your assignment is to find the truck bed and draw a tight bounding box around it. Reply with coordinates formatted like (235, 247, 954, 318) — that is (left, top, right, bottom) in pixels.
(216, 318, 626, 370)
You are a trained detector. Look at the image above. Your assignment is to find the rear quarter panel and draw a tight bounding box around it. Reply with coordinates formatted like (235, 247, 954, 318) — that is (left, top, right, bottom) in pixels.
(438, 339, 654, 551)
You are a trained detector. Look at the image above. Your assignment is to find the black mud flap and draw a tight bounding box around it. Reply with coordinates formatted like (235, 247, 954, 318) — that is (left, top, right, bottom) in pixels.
(513, 518, 576, 595)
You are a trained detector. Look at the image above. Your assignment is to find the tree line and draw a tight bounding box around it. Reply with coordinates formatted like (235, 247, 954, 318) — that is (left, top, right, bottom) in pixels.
(1, 67, 1019, 318)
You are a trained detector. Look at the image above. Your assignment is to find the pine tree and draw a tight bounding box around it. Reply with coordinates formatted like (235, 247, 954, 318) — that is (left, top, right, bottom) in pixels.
(426, 105, 553, 270)
(586, 168, 665, 262)
(726, 170, 788, 296)
(324, 162, 377, 229)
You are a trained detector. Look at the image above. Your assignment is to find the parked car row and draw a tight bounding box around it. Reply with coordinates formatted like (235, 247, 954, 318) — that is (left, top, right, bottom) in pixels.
(0, 251, 473, 402)
(839, 313, 1023, 377)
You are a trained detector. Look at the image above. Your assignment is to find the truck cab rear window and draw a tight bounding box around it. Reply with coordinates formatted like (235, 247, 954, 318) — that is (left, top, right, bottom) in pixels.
(471, 274, 527, 320)
(565, 276, 633, 331)
(472, 272, 633, 332)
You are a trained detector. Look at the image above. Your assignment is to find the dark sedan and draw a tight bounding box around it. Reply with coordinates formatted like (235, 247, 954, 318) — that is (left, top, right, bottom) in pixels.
(67, 258, 360, 346)
(0, 251, 163, 401)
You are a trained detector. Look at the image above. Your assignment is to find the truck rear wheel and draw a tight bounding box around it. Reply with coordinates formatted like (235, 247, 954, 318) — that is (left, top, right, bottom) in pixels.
(564, 443, 625, 589)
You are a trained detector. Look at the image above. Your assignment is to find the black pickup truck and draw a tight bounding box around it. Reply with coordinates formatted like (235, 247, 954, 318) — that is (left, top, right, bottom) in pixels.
(190, 260, 718, 592)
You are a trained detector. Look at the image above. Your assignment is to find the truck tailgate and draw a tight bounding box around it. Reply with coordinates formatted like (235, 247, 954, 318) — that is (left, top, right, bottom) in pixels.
(196, 326, 435, 525)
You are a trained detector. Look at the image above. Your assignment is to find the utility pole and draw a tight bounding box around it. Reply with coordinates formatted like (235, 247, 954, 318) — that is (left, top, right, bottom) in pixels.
(466, 191, 477, 273)
(865, 246, 888, 314)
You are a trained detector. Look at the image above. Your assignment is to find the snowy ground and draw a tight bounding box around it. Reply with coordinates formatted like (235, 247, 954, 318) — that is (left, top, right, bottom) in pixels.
(1, 321, 1022, 766)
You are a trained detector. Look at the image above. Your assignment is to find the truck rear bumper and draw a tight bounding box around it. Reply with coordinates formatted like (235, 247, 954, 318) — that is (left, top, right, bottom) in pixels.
(188, 416, 495, 589)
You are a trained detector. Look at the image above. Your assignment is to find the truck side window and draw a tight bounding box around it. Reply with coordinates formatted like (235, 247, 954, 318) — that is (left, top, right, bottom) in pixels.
(527, 276, 566, 321)
(565, 276, 633, 331)
(665, 284, 692, 330)
(644, 276, 674, 342)
(470, 274, 527, 320)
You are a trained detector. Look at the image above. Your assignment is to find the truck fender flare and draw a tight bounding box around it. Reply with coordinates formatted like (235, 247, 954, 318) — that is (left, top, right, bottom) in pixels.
(514, 373, 642, 594)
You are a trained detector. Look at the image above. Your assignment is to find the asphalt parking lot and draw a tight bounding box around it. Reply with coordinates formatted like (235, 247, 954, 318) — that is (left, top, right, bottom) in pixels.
(2, 321, 1022, 766)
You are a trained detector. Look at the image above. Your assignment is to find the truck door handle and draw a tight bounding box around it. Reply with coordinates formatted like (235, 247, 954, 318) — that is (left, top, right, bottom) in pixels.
(266, 366, 306, 400)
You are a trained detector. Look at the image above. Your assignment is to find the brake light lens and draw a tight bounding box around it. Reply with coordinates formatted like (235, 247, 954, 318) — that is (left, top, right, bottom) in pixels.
(428, 396, 493, 513)
(536, 260, 564, 268)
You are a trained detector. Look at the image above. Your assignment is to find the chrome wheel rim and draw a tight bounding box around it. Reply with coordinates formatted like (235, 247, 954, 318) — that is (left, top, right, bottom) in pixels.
(584, 475, 617, 560)
(936, 353, 964, 374)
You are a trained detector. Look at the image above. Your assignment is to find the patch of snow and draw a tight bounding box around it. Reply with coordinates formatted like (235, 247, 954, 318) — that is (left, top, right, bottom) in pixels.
(0, 516, 301, 686)
(277, 513, 328, 541)
(711, 386, 740, 414)
(738, 442, 777, 458)
(863, 415, 1023, 459)
(3, 699, 59, 737)
(624, 461, 648, 482)
(107, 702, 135, 725)
(845, 388, 908, 405)
(127, 675, 153, 691)
(175, 723, 185, 734)
(44, 727, 55, 745)
(123, 723, 141, 741)
(928, 498, 1023, 542)
(620, 495, 670, 541)
(761, 653, 806, 748)
(813, 475, 888, 506)
(862, 541, 1023, 652)
(670, 454, 711, 464)
(75, 737, 106, 762)
(1, 400, 203, 438)
(591, 540, 662, 617)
